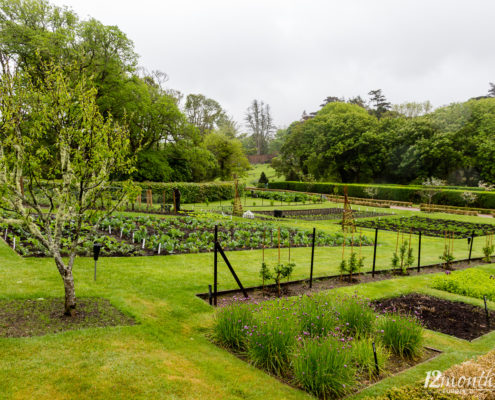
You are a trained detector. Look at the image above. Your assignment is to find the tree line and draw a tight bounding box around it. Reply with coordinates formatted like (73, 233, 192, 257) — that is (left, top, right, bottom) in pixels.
(0, 0, 281, 182)
(273, 88, 495, 185)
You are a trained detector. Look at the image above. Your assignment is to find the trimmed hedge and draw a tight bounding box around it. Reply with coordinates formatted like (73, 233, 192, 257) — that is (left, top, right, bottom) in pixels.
(115, 182, 244, 204)
(268, 181, 495, 209)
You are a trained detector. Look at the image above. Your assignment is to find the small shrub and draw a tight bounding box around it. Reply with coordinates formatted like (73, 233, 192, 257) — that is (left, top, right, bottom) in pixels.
(439, 248, 455, 269)
(377, 313, 424, 358)
(392, 239, 414, 274)
(482, 234, 494, 262)
(292, 336, 355, 399)
(273, 262, 295, 296)
(259, 262, 272, 290)
(258, 171, 269, 185)
(214, 302, 254, 351)
(339, 252, 364, 282)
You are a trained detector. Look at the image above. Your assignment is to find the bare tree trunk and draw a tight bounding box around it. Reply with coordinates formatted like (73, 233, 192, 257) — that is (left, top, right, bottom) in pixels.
(55, 257, 76, 316)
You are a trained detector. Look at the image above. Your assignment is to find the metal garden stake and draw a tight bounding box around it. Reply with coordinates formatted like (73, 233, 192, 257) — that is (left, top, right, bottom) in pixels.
(93, 243, 102, 281)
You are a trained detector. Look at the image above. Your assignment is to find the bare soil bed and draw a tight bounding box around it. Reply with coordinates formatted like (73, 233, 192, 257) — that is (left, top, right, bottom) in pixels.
(373, 293, 495, 341)
(0, 297, 135, 338)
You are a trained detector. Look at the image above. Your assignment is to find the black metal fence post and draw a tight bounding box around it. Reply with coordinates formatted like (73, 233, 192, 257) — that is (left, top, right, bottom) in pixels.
(372, 342, 379, 375)
(310, 228, 315, 288)
(214, 225, 218, 306)
(372, 228, 378, 278)
(484, 296, 490, 330)
(468, 230, 475, 263)
(417, 231, 422, 273)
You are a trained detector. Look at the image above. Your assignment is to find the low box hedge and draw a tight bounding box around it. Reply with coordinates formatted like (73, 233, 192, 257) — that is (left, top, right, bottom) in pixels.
(268, 182, 495, 209)
(115, 181, 244, 204)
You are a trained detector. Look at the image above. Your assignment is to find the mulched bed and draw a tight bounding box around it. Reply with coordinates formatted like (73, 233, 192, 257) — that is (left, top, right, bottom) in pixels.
(355, 216, 495, 238)
(373, 293, 495, 341)
(0, 297, 135, 338)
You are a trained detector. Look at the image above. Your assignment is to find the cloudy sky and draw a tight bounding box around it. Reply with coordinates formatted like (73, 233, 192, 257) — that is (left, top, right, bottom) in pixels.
(51, 0, 495, 128)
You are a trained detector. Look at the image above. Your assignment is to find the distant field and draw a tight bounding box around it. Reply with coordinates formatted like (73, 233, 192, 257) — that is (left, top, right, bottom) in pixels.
(241, 163, 280, 186)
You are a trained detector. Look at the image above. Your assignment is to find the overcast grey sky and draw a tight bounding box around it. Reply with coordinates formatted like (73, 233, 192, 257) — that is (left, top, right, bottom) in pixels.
(51, 0, 495, 129)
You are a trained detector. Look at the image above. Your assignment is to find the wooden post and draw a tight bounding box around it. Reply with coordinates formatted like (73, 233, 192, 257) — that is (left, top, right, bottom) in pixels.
(214, 225, 218, 306)
(310, 228, 315, 288)
(372, 228, 378, 278)
(417, 231, 422, 273)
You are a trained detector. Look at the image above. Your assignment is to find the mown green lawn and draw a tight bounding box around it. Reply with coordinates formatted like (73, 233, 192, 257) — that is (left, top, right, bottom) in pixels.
(0, 211, 494, 399)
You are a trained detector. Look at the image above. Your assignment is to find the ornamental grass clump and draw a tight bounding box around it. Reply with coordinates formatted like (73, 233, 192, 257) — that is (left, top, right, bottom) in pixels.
(350, 337, 389, 379)
(246, 300, 298, 375)
(296, 294, 338, 338)
(334, 295, 376, 339)
(292, 336, 356, 399)
(377, 313, 424, 358)
(214, 302, 254, 351)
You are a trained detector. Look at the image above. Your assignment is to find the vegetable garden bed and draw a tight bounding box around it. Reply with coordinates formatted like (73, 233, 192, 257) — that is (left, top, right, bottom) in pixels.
(0, 214, 371, 258)
(373, 293, 495, 341)
(355, 216, 495, 238)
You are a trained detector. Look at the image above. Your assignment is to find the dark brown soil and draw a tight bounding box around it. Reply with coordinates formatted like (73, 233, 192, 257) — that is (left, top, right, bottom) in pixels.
(0, 297, 135, 338)
(203, 259, 484, 307)
(373, 293, 495, 341)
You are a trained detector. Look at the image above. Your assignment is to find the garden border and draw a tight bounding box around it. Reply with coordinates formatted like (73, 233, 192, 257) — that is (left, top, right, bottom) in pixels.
(196, 256, 489, 304)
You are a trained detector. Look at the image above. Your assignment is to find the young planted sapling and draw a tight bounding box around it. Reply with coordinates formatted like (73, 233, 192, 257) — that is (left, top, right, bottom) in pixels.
(259, 262, 272, 290)
(482, 234, 494, 262)
(439, 232, 455, 269)
(273, 262, 295, 297)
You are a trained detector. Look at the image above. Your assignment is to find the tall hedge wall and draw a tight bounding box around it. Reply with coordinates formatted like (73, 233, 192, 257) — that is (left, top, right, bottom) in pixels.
(128, 182, 245, 204)
(268, 181, 495, 209)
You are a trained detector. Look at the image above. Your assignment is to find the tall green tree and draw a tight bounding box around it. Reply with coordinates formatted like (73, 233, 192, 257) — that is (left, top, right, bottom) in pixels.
(368, 89, 391, 119)
(203, 133, 250, 180)
(184, 94, 226, 136)
(275, 103, 383, 182)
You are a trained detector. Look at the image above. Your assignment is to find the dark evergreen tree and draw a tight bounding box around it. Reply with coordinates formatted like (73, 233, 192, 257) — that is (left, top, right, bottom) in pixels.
(489, 82, 495, 97)
(368, 89, 391, 119)
(258, 171, 269, 185)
